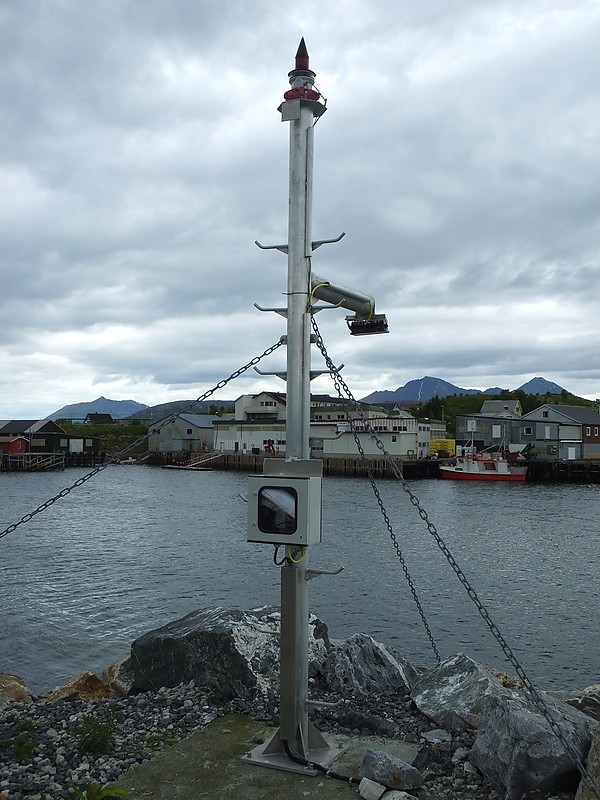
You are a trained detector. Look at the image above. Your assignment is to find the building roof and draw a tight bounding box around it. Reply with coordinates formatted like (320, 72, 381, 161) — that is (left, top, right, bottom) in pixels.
(0, 420, 66, 435)
(234, 391, 286, 405)
(235, 391, 365, 408)
(151, 413, 220, 430)
(479, 400, 522, 416)
(524, 404, 600, 425)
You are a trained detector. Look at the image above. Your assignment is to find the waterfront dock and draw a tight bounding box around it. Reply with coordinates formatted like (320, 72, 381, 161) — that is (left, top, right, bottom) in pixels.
(209, 453, 600, 482)
(6, 449, 600, 481)
(0, 451, 107, 472)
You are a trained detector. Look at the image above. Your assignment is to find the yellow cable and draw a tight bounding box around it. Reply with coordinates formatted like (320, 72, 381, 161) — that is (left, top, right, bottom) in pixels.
(286, 545, 307, 563)
(309, 282, 330, 308)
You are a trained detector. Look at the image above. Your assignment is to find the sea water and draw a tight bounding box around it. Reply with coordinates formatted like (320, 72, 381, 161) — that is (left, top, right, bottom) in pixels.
(0, 466, 598, 692)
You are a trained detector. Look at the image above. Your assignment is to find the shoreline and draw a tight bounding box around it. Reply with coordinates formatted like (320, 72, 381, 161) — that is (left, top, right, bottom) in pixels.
(0, 676, 502, 800)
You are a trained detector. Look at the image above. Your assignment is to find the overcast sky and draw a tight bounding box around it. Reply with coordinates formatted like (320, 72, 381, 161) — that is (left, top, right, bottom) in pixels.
(2, 0, 600, 418)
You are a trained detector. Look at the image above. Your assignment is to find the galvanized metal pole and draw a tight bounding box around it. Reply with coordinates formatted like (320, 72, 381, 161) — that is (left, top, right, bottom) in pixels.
(244, 40, 337, 773)
(279, 39, 323, 758)
(246, 40, 384, 772)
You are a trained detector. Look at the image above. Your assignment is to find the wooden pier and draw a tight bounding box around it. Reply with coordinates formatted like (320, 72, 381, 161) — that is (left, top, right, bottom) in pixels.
(526, 459, 600, 483)
(209, 454, 600, 482)
(0, 451, 107, 472)
(207, 453, 438, 479)
(4, 448, 599, 482)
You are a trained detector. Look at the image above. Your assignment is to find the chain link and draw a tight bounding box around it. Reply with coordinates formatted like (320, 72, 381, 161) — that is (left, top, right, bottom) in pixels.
(0, 338, 286, 542)
(349, 416, 441, 662)
(311, 316, 600, 798)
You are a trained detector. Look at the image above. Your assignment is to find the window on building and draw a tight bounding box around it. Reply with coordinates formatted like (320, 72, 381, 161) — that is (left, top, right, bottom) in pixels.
(524, 426, 533, 436)
(586, 427, 591, 436)
(542, 410, 549, 418)
(391, 435, 397, 442)
(595, 427, 599, 436)
(187, 428, 193, 435)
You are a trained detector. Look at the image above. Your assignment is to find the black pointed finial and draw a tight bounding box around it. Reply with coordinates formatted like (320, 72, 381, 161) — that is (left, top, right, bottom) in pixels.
(295, 38, 309, 70)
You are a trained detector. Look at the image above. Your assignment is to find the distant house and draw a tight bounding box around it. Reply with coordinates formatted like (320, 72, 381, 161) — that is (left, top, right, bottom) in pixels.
(84, 413, 114, 425)
(0, 436, 29, 454)
(455, 399, 522, 452)
(516, 404, 600, 461)
(148, 414, 220, 455)
(479, 399, 523, 417)
(0, 420, 100, 454)
(0, 420, 68, 453)
(455, 402, 600, 460)
(212, 392, 432, 458)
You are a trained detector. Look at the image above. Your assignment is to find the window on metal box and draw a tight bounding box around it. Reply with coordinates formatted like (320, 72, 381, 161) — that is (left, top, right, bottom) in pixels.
(257, 487, 298, 535)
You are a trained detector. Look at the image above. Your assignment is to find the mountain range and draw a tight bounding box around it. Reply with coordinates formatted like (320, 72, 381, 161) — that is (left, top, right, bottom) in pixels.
(44, 377, 568, 422)
(47, 397, 233, 423)
(47, 396, 149, 421)
(359, 376, 566, 404)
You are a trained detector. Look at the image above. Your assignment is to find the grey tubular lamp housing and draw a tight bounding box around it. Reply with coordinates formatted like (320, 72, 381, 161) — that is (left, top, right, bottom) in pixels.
(311, 273, 389, 335)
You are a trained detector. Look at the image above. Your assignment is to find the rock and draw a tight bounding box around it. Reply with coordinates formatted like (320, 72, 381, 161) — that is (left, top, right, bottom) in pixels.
(359, 748, 424, 791)
(558, 684, 600, 723)
(357, 777, 386, 800)
(101, 654, 134, 697)
(575, 724, 600, 800)
(333, 708, 399, 737)
(452, 746, 470, 763)
(382, 793, 419, 800)
(421, 727, 451, 744)
(411, 653, 517, 732)
(0, 673, 33, 706)
(42, 671, 112, 701)
(320, 634, 419, 698)
(130, 607, 327, 699)
(469, 690, 597, 800)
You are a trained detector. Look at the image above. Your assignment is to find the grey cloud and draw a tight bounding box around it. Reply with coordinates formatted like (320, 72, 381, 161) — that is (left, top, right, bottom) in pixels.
(2, 1, 600, 417)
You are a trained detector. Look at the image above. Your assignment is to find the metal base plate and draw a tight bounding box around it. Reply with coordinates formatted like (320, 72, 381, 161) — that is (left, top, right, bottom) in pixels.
(241, 732, 346, 776)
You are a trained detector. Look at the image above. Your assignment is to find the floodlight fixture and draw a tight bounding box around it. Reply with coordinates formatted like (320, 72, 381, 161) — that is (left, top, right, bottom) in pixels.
(346, 313, 389, 336)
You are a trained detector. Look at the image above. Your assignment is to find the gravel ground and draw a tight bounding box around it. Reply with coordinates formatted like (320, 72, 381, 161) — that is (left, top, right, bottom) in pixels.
(0, 682, 578, 800)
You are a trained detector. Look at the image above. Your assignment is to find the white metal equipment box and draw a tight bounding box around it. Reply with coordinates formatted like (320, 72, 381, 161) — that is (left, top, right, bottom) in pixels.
(247, 475, 322, 545)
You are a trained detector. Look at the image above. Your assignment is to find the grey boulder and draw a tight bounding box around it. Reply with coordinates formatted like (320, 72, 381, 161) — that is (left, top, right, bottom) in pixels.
(470, 690, 597, 800)
(358, 748, 424, 791)
(131, 606, 327, 699)
(411, 652, 517, 732)
(321, 633, 419, 698)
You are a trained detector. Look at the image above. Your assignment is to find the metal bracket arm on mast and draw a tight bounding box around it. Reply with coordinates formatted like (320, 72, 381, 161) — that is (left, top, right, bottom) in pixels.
(254, 301, 345, 317)
(254, 232, 345, 254)
(253, 364, 345, 381)
(254, 303, 288, 318)
(306, 566, 344, 580)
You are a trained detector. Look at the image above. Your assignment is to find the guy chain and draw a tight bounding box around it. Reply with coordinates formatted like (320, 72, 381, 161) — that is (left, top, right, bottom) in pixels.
(0, 338, 285, 541)
(311, 315, 599, 799)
